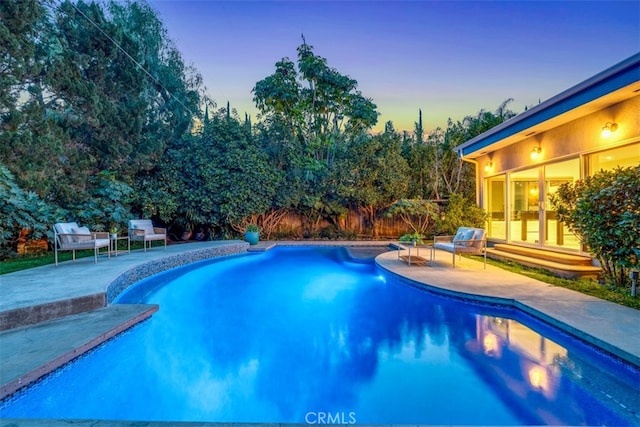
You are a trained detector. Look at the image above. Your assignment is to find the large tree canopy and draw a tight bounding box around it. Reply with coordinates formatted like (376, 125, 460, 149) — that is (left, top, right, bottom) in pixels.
(402, 99, 517, 201)
(334, 130, 410, 237)
(253, 37, 378, 168)
(0, 0, 202, 214)
(0, 1, 522, 256)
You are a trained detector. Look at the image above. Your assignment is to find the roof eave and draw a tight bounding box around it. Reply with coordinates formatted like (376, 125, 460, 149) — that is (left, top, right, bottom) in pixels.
(456, 53, 640, 158)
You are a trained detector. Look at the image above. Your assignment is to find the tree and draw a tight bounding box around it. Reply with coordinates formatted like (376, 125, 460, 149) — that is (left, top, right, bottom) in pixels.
(550, 165, 640, 288)
(205, 115, 283, 233)
(252, 37, 379, 233)
(0, 0, 47, 113)
(385, 199, 441, 238)
(252, 37, 378, 167)
(334, 132, 410, 237)
(403, 99, 517, 201)
(402, 127, 442, 199)
(149, 110, 283, 237)
(414, 108, 423, 145)
(1, 0, 203, 226)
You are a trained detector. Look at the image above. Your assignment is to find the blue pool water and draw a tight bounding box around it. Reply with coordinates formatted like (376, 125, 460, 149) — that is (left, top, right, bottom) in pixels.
(1, 247, 639, 424)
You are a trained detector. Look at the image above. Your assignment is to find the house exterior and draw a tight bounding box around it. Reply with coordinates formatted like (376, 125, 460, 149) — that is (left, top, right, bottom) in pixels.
(455, 53, 639, 256)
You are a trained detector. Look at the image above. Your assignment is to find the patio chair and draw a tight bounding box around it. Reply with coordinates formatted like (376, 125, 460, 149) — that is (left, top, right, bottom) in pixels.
(128, 219, 167, 251)
(53, 222, 111, 266)
(433, 227, 487, 268)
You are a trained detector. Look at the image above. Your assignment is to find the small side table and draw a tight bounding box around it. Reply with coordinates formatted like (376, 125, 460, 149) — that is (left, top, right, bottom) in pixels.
(110, 234, 130, 256)
(398, 243, 433, 266)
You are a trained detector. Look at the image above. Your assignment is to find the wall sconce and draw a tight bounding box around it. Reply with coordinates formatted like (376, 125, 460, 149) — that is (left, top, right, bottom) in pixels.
(601, 122, 618, 138)
(530, 144, 542, 160)
(484, 161, 494, 173)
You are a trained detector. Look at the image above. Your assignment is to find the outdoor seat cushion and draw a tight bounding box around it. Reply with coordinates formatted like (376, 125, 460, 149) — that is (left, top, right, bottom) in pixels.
(71, 226, 92, 242)
(433, 242, 456, 252)
(55, 222, 80, 244)
(454, 228, 476, 247)
(62, 238, 109, 250)
(470, 228, 486, 248)
(94, 238, 110, 248)
(143, 233, 166, 241)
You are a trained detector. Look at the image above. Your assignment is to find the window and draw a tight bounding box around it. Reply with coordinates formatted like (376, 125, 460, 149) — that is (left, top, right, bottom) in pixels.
(587, 142, 639, 174)
(484, 176, 506, 240)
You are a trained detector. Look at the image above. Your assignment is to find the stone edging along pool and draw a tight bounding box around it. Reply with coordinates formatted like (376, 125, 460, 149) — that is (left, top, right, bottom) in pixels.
(0, 242, 252, 401)
(2, 242, 638, 413)
(162, 241, 637, 370)
(106, 241, 391, 303)
(106, 241, 250, 303)
(374, 252, 640, 369)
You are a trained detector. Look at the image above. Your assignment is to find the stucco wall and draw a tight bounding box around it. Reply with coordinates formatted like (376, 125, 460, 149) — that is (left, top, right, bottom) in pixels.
(478, 95, 640, 177)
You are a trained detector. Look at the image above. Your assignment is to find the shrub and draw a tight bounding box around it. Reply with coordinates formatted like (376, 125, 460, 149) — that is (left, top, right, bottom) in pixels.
(550, 165, 640, 288)
(399, 232, 425, 245)
(0, 165, 61, 259)
(436, 192, 487, 235)
(245, 224, 260, 233)
(385, 199, 440, 237)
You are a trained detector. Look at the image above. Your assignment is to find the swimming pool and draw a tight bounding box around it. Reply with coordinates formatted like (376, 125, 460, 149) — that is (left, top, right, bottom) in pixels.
(1, 246, 638, 424)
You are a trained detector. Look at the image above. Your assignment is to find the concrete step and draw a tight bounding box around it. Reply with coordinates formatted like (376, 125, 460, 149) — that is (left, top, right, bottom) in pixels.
(486, 247, 601, 279)
(0, 304, 158, 400)
(0, 293, 106, 332)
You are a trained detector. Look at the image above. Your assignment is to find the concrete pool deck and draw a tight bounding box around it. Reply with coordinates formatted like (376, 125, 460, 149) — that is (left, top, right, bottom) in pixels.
(1, 240, 639, 424)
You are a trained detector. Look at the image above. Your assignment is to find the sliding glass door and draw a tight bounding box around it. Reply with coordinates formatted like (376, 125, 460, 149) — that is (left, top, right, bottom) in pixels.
(485, 176, 506, 240)
(543, 159, 580, 249)
(509, 169, 540, 244)
(487, 158, 581, 250)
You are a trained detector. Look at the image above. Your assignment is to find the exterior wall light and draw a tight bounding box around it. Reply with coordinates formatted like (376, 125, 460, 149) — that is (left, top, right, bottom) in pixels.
(601, 122, 618, 138)
(530, 145, 542, 160)
(484, 161, 494, 173)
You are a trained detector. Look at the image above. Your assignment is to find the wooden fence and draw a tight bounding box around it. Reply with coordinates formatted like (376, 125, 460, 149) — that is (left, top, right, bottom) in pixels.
(271, 210, 417, 239)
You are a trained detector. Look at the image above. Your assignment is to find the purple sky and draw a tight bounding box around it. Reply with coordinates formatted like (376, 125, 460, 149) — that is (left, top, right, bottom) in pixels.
(148, 0, 640, 132)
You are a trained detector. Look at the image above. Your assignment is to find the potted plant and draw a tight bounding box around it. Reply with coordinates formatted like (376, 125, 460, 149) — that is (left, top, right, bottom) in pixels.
(244, 224, 260, 245)
(399, 232, 424, 246)
(109, 226, 119, 240)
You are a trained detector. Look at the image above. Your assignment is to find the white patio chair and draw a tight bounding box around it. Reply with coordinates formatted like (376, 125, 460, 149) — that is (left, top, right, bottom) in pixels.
(433, 227, 487, 268)
(128, 219, 167, 251)
(53, 222, 111, 265)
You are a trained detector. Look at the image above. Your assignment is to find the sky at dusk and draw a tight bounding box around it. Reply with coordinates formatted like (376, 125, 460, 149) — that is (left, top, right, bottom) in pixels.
(147, 0, 640, 133)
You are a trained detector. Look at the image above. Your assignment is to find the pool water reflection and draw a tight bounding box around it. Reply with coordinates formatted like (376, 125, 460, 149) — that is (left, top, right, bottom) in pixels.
(1, 247, 638, 424)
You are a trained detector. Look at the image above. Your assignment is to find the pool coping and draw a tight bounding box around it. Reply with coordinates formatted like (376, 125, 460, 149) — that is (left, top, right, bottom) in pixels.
(0, 304, 158, 400)
(375, 249, 640, 368)
(0, 241, 250, 401)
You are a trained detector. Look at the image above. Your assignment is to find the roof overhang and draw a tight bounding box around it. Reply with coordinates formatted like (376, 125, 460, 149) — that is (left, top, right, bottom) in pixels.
(456, 53, 640, 159)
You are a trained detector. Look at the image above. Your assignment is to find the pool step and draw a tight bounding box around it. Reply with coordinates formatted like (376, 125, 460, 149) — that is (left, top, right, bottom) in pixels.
(486, 244, 601, 279)
(0, 293, 106, 332)
(246, 241, 277, 252)
(0, 304, 158, 400)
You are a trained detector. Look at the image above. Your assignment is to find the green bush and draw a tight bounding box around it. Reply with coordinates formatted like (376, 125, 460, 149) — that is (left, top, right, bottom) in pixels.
(245, 224, 260, 233)
(385, 199, 440, 237)
(399, 232, 425, 245)
(550, 165, 640, 288)
(0, 165, 61, 259)
(436, 193, 487, 235)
